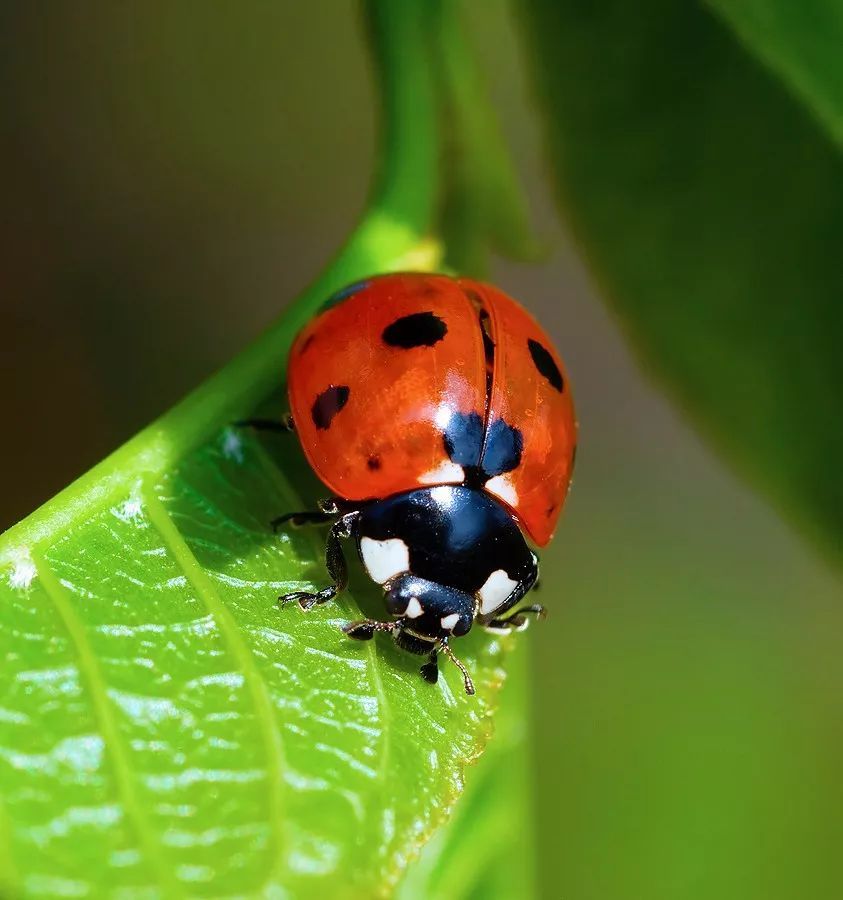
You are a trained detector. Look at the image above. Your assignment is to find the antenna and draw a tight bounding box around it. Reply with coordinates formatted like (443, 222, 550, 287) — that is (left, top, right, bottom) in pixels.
(441, 640, 475, 696)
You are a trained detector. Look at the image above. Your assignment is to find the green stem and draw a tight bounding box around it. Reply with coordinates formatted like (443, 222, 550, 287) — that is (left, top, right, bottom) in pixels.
(0, 0, 441, 558)
(436, 0, 538, 274)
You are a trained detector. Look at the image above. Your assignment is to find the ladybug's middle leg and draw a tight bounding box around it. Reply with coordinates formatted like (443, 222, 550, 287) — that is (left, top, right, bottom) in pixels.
(271, 510, 334, 530)
(279, 512, 357, 611)
(485, 603, 546, 633)
(270, 498, 341, 531)
(235, 413, 295, 434)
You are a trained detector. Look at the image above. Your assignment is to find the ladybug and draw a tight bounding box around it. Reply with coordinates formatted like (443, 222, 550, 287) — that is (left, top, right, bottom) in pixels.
(259, 273, 576, 694)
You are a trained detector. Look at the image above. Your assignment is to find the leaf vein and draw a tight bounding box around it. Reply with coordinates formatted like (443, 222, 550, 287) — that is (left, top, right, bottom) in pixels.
(248, 410, 394, 853)
(142, 490, 289, 890)
(32, 549, 181, 896)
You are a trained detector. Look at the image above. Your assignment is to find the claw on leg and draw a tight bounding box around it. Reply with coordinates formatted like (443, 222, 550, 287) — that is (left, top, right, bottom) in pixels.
(277, 513, 356, 612)
(278, 587, 336, 611)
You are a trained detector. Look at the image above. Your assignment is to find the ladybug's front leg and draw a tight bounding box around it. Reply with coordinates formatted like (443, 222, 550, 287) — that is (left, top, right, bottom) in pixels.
(419, 648, 439, 685)
(279, 511, 357, 611)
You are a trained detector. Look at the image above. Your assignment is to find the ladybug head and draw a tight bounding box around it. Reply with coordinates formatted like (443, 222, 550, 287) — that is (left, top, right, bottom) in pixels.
(384, 574, 474, 643)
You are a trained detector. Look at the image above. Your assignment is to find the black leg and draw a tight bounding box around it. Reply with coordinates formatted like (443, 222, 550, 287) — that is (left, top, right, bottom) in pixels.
(271, 510, 334, 531)
(236, 414, 295, 434)
(485, 603, 547, 633)
(342, 619, 398, 640)
(278, 512, 356, 611)
(270, 499, 340, 531)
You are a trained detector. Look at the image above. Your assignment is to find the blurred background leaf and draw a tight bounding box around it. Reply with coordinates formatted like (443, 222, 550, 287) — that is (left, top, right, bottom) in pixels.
(707, 0, 843, 149)
(520, 0, 843, 562)
(435, 0, 542, 274)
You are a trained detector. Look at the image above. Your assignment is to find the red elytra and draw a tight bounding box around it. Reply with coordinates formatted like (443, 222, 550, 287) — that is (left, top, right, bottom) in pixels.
(287, 273, 576, 546)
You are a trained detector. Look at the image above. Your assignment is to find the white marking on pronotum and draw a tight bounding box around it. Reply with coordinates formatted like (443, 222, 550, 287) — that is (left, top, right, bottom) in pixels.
(359, 537, 410, 584)
(8, 550, 36, 590)
(478, 569, 518, 616)
(440, 613, 460, 632)
(404, 597, 423, 619)
(418, 460, 464, 485)
(484, 473, 519, 507)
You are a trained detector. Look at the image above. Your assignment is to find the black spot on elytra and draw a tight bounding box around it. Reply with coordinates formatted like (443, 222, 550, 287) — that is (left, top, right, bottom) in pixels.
(442, 411, 523, 485)
(480, 418, 523, 477)
(442, 411, 484, 468)
(382, 311, 447, 348)
(366, 455, 382, 471)
(311, 385, 350, 430)
(528, 338, 564, 392)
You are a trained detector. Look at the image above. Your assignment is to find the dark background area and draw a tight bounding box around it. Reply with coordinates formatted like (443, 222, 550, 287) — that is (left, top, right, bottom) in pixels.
(4, 3, 842, 898)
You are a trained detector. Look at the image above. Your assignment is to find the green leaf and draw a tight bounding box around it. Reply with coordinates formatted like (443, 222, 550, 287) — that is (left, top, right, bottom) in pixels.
(706, 0, 843, 149)
(1, 431, 514, 898)
(394, 646, 536, 900)
(0, 4, 530, 896)
(519, 0, 843, 560)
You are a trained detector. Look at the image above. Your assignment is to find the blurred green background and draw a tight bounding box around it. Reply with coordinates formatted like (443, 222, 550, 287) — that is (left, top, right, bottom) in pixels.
(3, 3, 842, 899)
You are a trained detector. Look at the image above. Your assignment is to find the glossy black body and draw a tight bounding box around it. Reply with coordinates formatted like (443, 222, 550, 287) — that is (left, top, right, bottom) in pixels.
(356, 485, 534, 595)
(355, 484, 536, 635)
